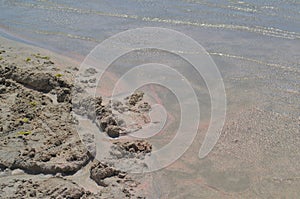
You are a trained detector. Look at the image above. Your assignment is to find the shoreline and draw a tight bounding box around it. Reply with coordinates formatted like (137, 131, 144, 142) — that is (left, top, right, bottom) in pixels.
(0, 27, 87, 65)
(0, 32, 81, 68)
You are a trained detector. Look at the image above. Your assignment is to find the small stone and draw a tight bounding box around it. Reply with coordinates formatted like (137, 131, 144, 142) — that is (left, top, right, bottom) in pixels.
(118, 172, 127, 179)
(106, 126, 121, 138)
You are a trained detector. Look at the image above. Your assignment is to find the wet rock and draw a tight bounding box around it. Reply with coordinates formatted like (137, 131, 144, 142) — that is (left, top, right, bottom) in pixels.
(82, 67, 97, 77)
(73, 96, 103, 120)
(0, 65, 16, 78)
(90, 161, 119, 186)
(0, 45, 148, 199)
(89, 78, 96, 83)
(74, 91, 151, 140)
(106, 125, 122, 138)
(0, 73, 90, 175)
(15, 178, 85, 199)
(138, 102, 151, 112)
(113, 101, 129, 113)
(12, 71, 58, 92)
(114, 140, 152, 154)
(125, 91, 144, 106)
(57, 88, 71, 103)
(99, 115, 117, 130)
(0, 65, 72, 94)
(95, 104, 112, 119)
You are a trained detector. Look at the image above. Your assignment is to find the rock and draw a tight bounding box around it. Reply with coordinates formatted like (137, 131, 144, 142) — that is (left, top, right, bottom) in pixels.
(106, 125, 121, 138)
(12, 72, 58, 92)
(40, 154, 51, 162)
(99, 115, 117, 130)
(0, 77, 5, 84)
(43, 60, 54, 65)
(0, 85, 6, 94)
(118, 172, 127, 179)
(85, 68, 97, 75)
(90, 161, 119, 186)
(57, 88, 71, 103)
(0, 45, 148, 199)
(126, 91, 144, 106)
(114, 140, 152, 154)
(138, 102, 151, 112)
(11, 169, 25, 175)
(14, 178, 85, 199)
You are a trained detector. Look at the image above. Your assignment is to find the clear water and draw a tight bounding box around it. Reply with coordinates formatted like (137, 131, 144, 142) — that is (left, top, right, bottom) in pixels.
(0, 0, 300, 198)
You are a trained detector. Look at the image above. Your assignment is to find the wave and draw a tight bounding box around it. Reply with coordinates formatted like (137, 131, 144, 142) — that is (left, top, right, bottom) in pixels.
(9, 1, 300, 40)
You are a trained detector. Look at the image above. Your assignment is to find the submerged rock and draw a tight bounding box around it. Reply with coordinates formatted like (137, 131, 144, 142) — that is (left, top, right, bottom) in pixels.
(125, 91, 144, 106)
(114, 140, 152, 154)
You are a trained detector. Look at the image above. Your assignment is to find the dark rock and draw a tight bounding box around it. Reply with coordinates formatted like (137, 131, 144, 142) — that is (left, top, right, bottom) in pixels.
(106, 125, 121, 138)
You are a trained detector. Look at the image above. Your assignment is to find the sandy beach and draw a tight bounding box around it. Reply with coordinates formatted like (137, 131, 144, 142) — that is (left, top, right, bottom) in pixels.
(0, 0, 300, 197)
(1, 33, 300, 198)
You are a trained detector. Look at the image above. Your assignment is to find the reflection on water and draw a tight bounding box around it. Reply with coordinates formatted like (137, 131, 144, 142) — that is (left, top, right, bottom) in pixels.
(0, 0, 299, 197)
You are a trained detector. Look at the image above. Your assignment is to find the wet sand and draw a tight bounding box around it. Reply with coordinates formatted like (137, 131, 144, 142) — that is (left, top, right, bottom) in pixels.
(0, 29, 300, 198)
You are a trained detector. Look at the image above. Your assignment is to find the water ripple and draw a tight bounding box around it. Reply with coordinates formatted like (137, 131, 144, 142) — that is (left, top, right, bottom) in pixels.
(10, 1, 300, 40)
(209, 52, 300, 74)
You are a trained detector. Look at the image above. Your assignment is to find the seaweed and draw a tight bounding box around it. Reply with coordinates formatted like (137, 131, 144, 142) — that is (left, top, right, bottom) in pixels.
(33, 53, 50, 60)
(20, 117, 29, 123)
(17, 131, 32, 136)
(29, 101, 38, 106)
(55, 73, 63, 78)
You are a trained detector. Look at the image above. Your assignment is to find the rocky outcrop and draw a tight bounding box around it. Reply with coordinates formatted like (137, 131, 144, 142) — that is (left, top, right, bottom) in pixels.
(0, 45, 150, 198)
(0, 63, 89, 175)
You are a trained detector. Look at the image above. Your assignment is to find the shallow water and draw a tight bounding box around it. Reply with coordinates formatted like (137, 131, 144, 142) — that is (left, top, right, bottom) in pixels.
(0, 0, 298, 113)
(1, 0, 300, 198)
